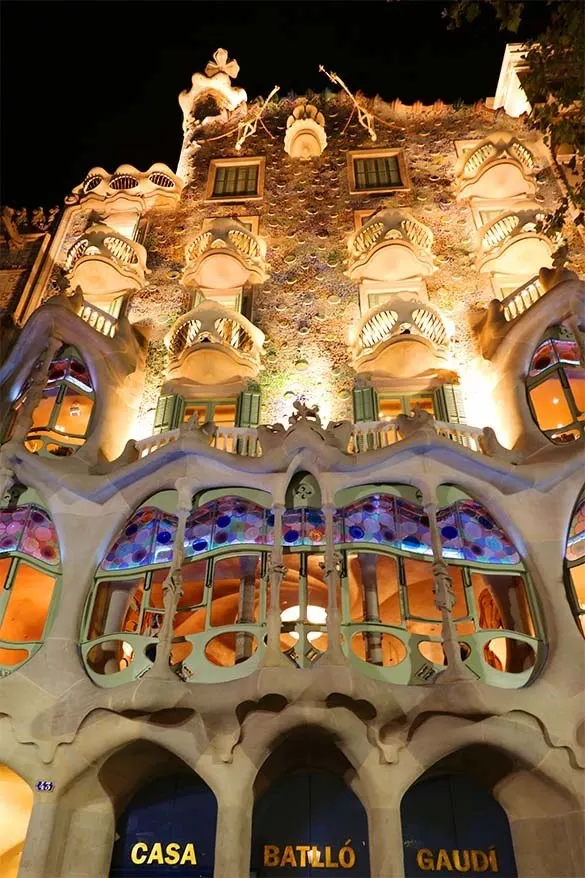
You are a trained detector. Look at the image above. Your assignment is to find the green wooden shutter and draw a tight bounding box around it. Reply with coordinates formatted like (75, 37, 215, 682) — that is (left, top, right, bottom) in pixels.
(236, 388, 261, 427)
(153, 394, 185, 434)
(433, 385, 466, 424)
(352, 386, 379, 422)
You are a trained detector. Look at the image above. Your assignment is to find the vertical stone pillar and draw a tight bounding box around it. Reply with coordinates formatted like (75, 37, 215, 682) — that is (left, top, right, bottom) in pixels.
(358, 552, 383, 665)
(423, 495, 474, 683)
(262, 503, 289, 666)
(235, 555, 259, 662)
(58, 799, 115, 877)
(151, 478, 191, 679)
(367, 802, 405, 878)
(11, 336, 61, 444)
(323, 503, 345, 663)
(213, 785, 255, 878)
(18, 792, 59, 878)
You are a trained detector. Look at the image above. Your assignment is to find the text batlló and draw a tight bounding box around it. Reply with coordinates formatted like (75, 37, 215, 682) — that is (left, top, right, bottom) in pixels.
(130, 842, 197, 865)
(264, 843, 357, 869)
(416, 848, 499, 872)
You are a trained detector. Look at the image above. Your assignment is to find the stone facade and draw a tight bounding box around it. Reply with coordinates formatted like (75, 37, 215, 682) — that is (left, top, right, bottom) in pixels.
(0, 45, 584, 878)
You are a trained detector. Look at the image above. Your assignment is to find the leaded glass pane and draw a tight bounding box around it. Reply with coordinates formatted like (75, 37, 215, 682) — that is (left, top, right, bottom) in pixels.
(567, 498, 585, 561)
(456, 500, 520, 565)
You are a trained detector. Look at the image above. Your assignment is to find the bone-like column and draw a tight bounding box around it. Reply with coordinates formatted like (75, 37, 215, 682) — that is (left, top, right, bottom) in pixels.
(357, 552, 383, 666)
(323, 503, 346, 663)
(235, 554, 260, 662)
(11, 336, 61, 443)
(423, 495, 474, 682)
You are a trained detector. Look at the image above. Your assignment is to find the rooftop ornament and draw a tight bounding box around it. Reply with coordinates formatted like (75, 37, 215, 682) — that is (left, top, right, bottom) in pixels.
(284, 104, 327, 159)
(319, 66, 377, 141)
(179, 48, 248, 133)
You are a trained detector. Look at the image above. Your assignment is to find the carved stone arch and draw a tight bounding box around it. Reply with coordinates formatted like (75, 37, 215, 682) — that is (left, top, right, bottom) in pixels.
(285, 471, 323, 510)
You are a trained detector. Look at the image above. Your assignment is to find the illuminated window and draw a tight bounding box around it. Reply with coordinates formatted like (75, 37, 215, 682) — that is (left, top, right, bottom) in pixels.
(565, 491, 585, 636)
(527, 324, 585, 444)
(206, 158, 265, 201)
(0, 499, 61, 673)
(347, 149, 410, 194)
(4, 346, 95, 457)
(183, 400, 236, 427)
(378, 394, 435, 421)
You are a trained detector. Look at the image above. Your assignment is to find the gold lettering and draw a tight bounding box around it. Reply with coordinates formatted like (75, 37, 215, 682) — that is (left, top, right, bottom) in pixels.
(181, 843, 197, 865)
(296, 845, 310, 867)
(489, 848, 499, 872)
(130, 842, 148, 865)
(264, 845, 280, 867)
(312, 846, 325, 868)
(147, 843, 164, 865)
(325, 845, 339, 868)
(452, 850, 471, 872)
(339, 843, 356, 870)
(164, 843, 180, 866)
(436, 849, 453, 871)
(416, 849, 435, 871)
(471, 851, 489, 872)
(280, 846, 297, 867)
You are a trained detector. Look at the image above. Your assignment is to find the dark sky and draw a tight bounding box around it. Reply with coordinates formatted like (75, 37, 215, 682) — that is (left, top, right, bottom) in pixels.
(1, 0, 550, 207)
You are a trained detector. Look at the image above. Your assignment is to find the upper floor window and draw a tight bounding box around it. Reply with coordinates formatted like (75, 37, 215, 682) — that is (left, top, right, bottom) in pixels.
(347, 149, 410, 195)
(3, 346, 95, 457)
(565, 491, 585, 636)
(0, 496, 61, 674)
(527, 324, 585, 444)
(206, 158, 265, 201)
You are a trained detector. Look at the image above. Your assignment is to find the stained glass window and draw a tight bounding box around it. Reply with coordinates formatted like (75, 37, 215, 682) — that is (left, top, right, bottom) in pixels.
(566, 497, 585, 562)
(101, 508, 177, 571)
(0, 505, 60, 566)
(454, 500, 520, 566)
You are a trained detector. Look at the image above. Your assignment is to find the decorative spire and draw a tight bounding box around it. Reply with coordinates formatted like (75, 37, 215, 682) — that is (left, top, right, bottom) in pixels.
(204, 48, 240, 80)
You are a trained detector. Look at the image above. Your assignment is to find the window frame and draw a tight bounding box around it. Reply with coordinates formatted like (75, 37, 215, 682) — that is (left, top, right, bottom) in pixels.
(347, 149, 411, 195)
(526, 328, 585, 444)
(205, 157, 266, 203)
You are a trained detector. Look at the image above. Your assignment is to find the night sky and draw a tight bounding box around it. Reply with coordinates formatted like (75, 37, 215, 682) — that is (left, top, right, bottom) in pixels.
(1, 0, 550, 207)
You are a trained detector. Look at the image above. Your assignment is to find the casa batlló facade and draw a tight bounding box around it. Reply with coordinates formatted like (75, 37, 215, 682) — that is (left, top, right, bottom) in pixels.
(0, 44, 584, 878)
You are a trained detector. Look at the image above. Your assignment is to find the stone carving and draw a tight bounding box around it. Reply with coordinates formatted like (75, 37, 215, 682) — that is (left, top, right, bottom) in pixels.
(179, 48, 247, 134)
(284, 103, 327, 159)
(257, 400, 353, 455)
(395, 405, 437, 440)
(68, 163, 183, 207)
(180, 411, 218, 443)
(479, 427, 525, 465)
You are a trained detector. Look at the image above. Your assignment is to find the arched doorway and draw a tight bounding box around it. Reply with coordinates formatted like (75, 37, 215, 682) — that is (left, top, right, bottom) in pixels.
(401, 749, 518, 877)
(0, 764, 33, 878)
(107, 751, 217, 876)
(251, 729, 370, 876)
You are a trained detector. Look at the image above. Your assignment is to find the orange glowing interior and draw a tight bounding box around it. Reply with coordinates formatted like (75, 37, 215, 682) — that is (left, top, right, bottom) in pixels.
(0, 559, 56, 665)
(0, 765, 33, 878)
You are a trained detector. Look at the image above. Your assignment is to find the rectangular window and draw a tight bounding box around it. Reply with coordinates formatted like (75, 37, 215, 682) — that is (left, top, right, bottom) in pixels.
(348, 150, 410, 194)
(378, 393, 435, 420)
(206, 158, 265, 201)
(183, 400, 236, 427)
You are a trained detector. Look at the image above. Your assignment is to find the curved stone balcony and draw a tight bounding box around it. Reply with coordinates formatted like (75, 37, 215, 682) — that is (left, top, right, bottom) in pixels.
(476, 209, 554, 276)
(165, 298, 264, 385)
(455, 133, 536, 200)
(183, 218, 268, 291)
(68, 163, 183, 208)
(65, 222, 149, 295)
(346, 209, 434, 284)
(351, 296, 450, 377)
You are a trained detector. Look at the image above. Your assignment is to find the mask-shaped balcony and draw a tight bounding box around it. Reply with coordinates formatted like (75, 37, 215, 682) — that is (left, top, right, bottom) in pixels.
(476, 209, 555, 277)
(182, 218, 268, 291)
(455, 133, 537, 200)
(346, 210, 434, 284)
(65, 222, 149, 295)
(351, 296, 451, 378)
(165, 298, 264, 386)
(69, 163, 183, 209)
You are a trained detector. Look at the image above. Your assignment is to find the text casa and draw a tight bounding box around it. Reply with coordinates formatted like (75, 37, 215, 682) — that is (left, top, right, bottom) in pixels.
(130, 842, 197, 866)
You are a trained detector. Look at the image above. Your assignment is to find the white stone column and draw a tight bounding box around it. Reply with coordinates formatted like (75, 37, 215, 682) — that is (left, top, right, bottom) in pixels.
(323, 503, 346, 663)
(262, 503, 289, 666)
(58, 799, 115, 877)
(212, 768, 255, 878)
(367, 803, 405, 878)
(422, 495, 474, 683)
(151, 478, 191, 679)
(18, 792, 60, 878)
(358, 552, 383, 665)
(235, 554, 260, 662)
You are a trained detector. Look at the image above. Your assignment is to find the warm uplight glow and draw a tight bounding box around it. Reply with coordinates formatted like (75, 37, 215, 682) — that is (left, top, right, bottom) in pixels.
(0, 765, 33, 878)
(281, 604, 327, 642)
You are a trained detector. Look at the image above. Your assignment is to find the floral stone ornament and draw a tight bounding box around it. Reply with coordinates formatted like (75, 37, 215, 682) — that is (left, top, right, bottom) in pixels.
(179, 48, 248, 132)
(284, 104, 327, 160)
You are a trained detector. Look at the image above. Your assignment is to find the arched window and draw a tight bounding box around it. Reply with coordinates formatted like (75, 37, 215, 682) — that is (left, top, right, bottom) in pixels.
(565, 490, 585, 635)
(81, 490, 272, 685)
(0, 491, 61, 674)
(526, 323, 585, 444)
(4, 346, 95, 456)
(336, 484, 541, 688)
